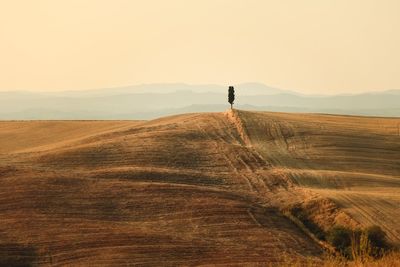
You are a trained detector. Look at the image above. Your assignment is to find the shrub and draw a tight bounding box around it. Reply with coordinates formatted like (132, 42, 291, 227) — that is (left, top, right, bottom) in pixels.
(327, 225, 390, 259)
(364, 225, 388, 256)
(327, 226, 352, 257)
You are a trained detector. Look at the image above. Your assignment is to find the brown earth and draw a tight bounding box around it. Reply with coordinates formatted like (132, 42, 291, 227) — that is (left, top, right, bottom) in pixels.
(0, 110, 398, 266)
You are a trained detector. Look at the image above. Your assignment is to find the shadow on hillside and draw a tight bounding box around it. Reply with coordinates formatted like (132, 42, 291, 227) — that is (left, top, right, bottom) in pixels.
(0, 243, 38, 267)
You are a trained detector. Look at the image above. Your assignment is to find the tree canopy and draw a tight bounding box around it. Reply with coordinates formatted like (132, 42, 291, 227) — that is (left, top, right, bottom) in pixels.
(228, 86, 235, 109)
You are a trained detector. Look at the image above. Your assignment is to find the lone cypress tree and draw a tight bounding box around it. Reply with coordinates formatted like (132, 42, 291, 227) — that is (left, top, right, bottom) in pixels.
(228, 86, 235, 109)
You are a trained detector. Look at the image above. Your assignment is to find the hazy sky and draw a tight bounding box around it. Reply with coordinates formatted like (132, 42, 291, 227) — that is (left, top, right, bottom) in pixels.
(1, 0, 400, 94)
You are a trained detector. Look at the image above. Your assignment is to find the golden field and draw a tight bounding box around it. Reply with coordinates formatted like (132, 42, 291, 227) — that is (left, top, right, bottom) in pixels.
(0, 110, 399, 266)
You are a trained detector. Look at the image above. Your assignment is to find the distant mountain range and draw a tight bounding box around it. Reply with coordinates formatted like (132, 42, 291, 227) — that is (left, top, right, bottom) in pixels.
(0, 83, 399, 119)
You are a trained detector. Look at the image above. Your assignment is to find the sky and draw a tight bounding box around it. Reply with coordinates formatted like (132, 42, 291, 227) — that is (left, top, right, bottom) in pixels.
(0, 0, 400, 94)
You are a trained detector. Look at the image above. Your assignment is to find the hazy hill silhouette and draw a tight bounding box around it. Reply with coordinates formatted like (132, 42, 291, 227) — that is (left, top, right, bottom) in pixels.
(1, 83, 399, 119)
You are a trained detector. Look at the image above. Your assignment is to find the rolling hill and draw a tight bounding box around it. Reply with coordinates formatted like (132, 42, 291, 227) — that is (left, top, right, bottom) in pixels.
(0, 110, 399, 265)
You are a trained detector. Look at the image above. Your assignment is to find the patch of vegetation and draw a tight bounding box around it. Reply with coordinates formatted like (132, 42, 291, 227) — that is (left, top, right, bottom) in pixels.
(364, 225, 389, 252)
(287, 205, 391, 262)
(326, 225, 390, 260)
(326, 226, 352, 256)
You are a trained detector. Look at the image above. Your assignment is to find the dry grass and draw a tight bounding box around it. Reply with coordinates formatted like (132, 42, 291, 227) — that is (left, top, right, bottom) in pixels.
(0, 110, 399, 265)
(237, 110, 400, 244)
(322, 251, 400, 267)
(0, 113, 321, 266)
(276, 251, 400, 267)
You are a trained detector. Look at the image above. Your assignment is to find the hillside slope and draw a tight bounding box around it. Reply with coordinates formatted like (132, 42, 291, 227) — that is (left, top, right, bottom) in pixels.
(0, 110, 398, 265)
(237, 110, 400, 244)
(0, 113, 322, 266)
